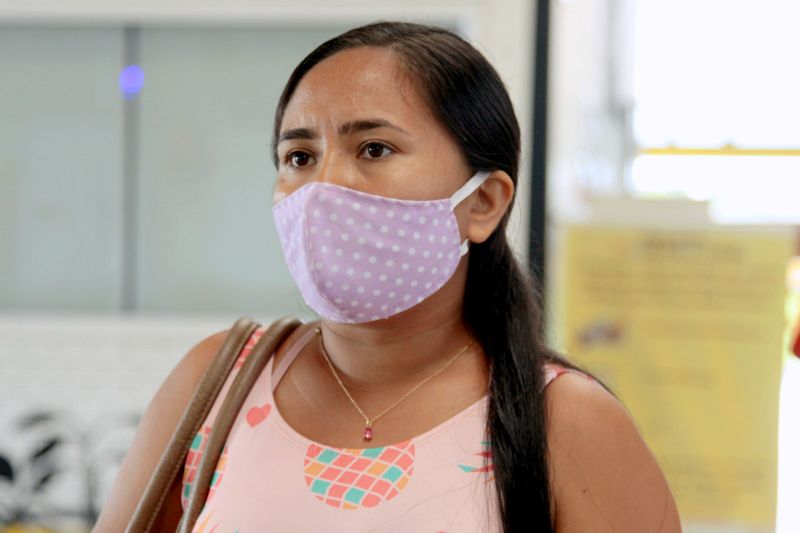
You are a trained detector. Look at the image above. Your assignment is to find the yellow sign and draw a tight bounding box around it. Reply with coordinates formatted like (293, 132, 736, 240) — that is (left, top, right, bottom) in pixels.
(557, 226, 794, 529)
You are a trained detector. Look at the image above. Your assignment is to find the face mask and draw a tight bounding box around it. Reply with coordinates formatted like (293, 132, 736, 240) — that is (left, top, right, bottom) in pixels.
(272, 170, 490, 323)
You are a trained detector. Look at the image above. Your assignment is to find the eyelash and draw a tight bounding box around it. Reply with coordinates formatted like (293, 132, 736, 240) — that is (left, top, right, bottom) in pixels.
(281, 150, 311, 168)
(359, 141, 395, 160)
(281, 142, 395, 168)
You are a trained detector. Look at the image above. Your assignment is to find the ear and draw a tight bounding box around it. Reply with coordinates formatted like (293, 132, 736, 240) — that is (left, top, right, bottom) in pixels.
(459, 170, 515, 244)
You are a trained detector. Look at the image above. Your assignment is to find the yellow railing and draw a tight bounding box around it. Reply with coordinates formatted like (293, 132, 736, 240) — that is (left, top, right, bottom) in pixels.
(638, 146, 800, 157)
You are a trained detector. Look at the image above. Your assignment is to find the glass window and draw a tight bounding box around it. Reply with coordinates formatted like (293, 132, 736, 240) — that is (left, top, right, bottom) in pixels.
(0, 27, 125, 310)
(135, 26, 348, 314)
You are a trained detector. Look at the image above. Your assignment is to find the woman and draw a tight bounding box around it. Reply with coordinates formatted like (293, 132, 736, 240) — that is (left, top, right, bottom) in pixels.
(95, 21, 681, 532)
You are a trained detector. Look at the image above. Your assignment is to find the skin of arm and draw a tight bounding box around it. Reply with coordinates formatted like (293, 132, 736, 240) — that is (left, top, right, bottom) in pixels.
(91, 330, 228, 533)
(546, 373, 683, 532)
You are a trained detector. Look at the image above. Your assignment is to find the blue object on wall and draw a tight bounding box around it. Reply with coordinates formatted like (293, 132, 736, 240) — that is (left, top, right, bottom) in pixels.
(119, 64, 144, 99)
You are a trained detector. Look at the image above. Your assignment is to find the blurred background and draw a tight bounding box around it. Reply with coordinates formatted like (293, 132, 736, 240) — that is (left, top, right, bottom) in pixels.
(0, 1, 797, 532)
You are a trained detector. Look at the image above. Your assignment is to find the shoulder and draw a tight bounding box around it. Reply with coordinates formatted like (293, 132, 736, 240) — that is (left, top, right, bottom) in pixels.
(93, 327, 232, 532)
(176, 329, 232, 384)
(543, 365, 682, 533)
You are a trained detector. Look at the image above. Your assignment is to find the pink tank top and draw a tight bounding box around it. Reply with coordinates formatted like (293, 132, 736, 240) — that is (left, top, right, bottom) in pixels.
(181, 325, 594, 532)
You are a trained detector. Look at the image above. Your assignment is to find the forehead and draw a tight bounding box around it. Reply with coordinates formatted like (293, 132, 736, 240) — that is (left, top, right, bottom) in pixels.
(281, 46, 431, 130)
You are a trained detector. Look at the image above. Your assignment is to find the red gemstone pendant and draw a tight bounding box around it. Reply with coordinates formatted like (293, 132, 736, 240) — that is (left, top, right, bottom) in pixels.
(363, 426, 374, 441)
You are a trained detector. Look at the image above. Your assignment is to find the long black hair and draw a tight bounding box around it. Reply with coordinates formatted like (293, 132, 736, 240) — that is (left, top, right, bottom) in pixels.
(271, 21, 611, 532)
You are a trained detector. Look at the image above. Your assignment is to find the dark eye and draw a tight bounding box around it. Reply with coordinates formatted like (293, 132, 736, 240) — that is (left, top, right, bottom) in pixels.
(286, 151, 314, 168)
(361, 142, 393, 160)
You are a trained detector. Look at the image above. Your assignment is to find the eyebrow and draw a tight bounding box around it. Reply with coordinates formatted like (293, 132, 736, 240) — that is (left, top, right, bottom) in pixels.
(277, 119, 411, 144)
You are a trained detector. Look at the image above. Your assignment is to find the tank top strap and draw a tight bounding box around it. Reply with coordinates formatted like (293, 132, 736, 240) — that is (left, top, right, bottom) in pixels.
(541, 361, 598, 391)
(271, 325, 319, 392)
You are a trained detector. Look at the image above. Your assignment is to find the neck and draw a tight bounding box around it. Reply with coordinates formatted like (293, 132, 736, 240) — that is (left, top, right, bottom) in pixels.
(315, 267, 480, 389)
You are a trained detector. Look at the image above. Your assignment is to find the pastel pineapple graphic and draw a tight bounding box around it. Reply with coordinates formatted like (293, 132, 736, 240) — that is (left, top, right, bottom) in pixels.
(303, 440, 415, 509)
(192, 508, 219, 533)
(457, 440, 493, 482)
(182, 425, 229, 508)
(206, 445, 228, 502)
(183, 425, 212, 509)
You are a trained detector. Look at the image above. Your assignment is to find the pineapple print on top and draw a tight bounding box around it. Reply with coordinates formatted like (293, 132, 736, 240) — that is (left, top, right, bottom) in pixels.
(207, 446, 228, 502)
(182, 425, 229, 509)
(303, 440, 415, 509)
(183, 425, 211, 509)
(192, 508, 218, 533)
(457, 440, 493, 482)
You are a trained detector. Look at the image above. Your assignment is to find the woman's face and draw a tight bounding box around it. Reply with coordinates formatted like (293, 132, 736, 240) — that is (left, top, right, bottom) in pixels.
(273, 46, 473, 207)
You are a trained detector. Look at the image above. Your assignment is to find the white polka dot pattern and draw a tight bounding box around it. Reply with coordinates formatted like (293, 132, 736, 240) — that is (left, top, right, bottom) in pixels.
(272, 181, 470, 323)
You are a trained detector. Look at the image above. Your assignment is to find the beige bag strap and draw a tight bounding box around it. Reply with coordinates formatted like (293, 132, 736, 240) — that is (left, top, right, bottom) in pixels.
(126, 316, 258, 533)
(177, 315, 302, 532)
(125, 315, 299, 533)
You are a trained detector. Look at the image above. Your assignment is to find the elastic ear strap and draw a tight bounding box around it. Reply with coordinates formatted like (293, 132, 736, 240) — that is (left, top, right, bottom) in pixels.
(449, 171, 491, 209)
(459, 239, 470, 257)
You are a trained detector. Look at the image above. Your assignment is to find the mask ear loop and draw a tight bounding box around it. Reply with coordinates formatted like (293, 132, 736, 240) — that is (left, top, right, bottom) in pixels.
(448, 170, 492, 210)
(458, 239, 470, 257)
(449, 170, 492, 258)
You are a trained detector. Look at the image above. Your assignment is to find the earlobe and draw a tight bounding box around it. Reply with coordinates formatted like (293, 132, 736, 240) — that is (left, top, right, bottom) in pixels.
(465, 170, 515, 244)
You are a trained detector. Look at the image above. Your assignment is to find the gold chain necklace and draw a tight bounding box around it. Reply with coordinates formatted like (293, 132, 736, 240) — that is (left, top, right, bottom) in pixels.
(314, 326, 473, 442)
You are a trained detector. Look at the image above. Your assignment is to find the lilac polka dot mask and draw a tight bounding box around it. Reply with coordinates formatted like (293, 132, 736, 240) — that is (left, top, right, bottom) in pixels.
(272, 171, 490, 323)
